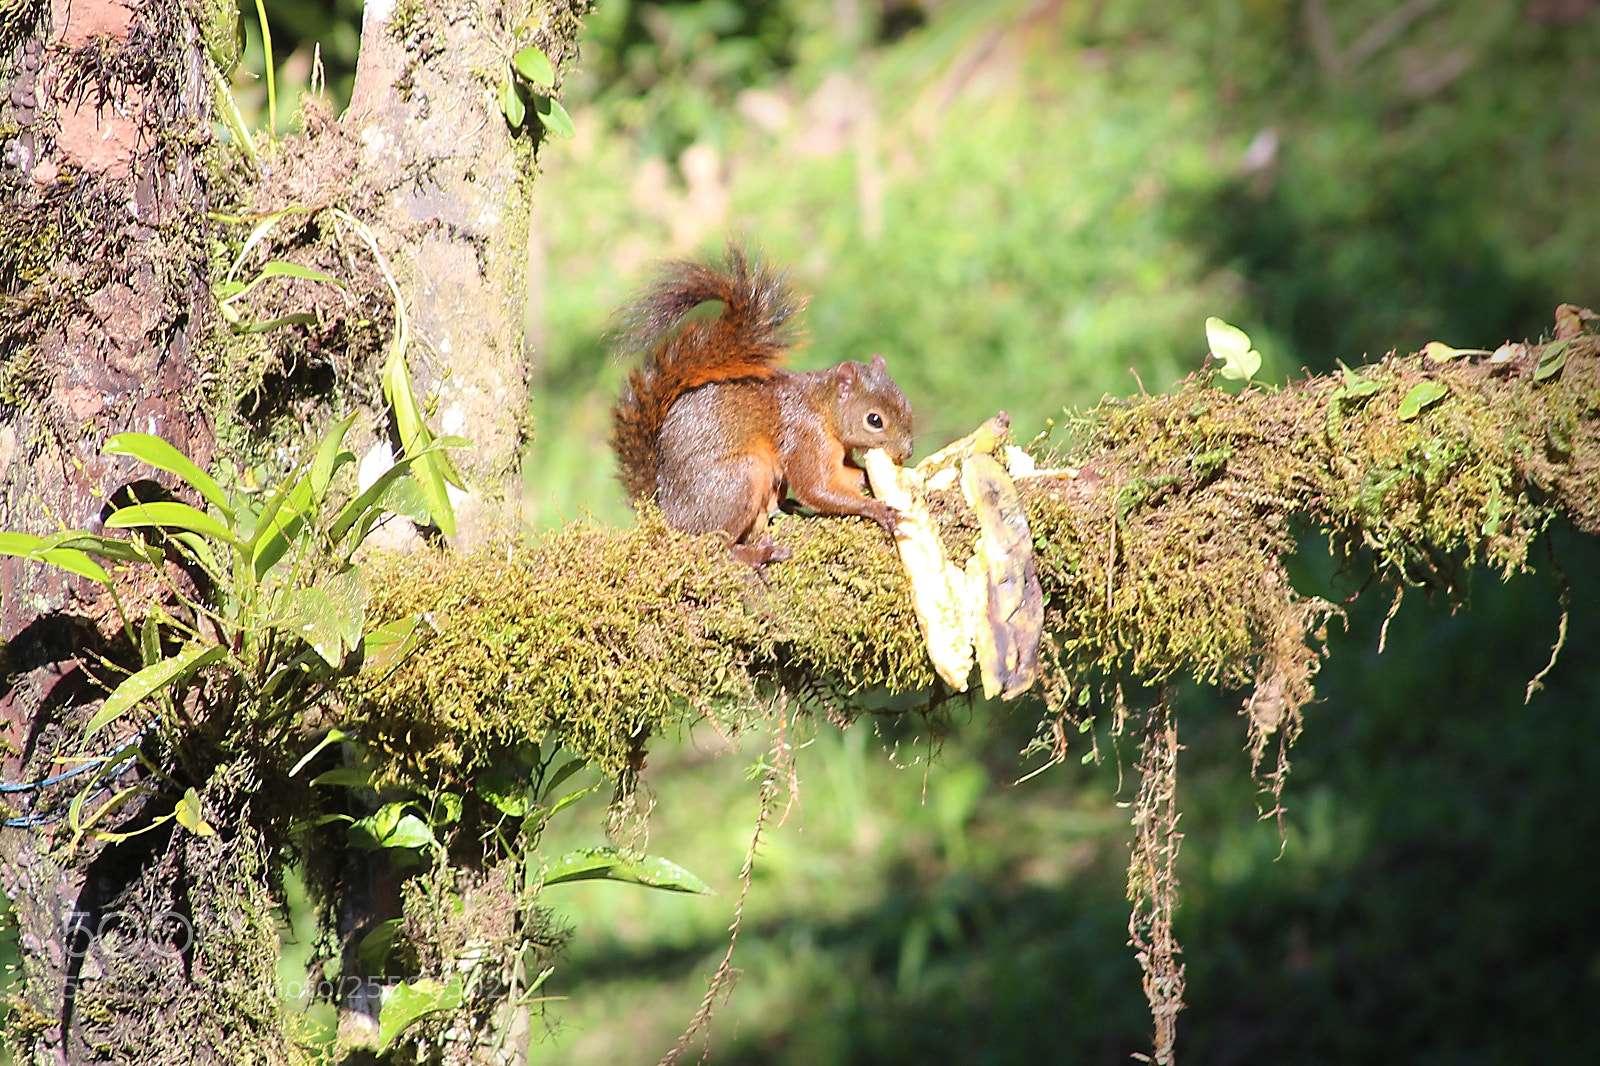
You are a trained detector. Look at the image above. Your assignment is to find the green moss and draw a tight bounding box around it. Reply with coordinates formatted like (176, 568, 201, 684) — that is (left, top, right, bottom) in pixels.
(355, 334, 1600, 799)
(358, 510, 930, 780)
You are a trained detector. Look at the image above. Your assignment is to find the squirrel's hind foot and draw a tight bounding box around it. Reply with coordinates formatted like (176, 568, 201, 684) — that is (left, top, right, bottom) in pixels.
(731, 538, 793, 569)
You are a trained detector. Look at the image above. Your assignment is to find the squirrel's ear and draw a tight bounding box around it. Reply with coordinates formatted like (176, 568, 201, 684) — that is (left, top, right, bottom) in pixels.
(869, 353, 887, 371)
(834, 361, 860, 393)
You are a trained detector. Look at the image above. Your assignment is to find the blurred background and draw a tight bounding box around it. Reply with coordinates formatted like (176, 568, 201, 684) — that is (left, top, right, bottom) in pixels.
(10, 1, 1600, 1061)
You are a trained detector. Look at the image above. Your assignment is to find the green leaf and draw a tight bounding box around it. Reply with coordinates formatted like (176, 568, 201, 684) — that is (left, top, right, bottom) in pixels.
(541, 782, 600, 823)
(34, 548, 111, 584)
(1396, 380, 1449, 421)
(409, 449, 457, 537)
(501, 78, 526, 128)
(1333, 361, 1383, 405)
(104, 434, 234, 521)
(329, 439, 467, 549)
(542, 757, 588, 799)
(256, 260, 345, 287)
(512, 46, 555, 88)
(379, 353, 458, 537)
(139, 616, 162, 668)
(533, 95, 576, 139)
(0, 532, 45, 555)
(386, 474, 434, 525)
(542, 846, 713, 894)
(85, 644, 227, 742)
(310, 413, 359, 507)
(1205, 316, 1261, 381)
(361, 615, 430, 676)
(289, 728, 349, 777)
(477, 766, 534, 818)
(71, 785, 154, 845)
(287, 567, 368, 667)
(358, 918, 403, 974)
(105, 501, 238, 545)
(349, 802, 436, 851)
(349, 801, 403, 848)
(174, 787, 215, 836)
(1534, 339, 1571, 383)
(431, 792, 463, 827)
(39, 531, 163, 564)
(169, 532, 220, 577)
(330, 458, 412, 545)
(236, 313, 319, 334)
(377, 977, 465, 1052)
(1420, 340, 1489, 362)
(380, 813, 435, 849)
(250, 472, 315, 579)
(309, 767, 375, 789)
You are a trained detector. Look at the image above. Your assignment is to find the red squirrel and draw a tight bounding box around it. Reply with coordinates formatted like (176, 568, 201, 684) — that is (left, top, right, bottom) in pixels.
(609, 246, 914, 566)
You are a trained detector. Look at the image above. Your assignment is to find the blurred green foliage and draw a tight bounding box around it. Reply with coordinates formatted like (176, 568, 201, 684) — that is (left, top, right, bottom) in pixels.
(196, 0, 1600, 1059)
(515, 0, 1600, 1060)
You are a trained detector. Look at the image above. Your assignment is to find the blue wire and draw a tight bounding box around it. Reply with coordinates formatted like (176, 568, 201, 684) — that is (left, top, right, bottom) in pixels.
(1, 726, 153, 828)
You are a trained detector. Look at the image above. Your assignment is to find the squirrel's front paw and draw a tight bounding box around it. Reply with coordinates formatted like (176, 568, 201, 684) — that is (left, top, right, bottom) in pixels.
(869, 503, 901, 536)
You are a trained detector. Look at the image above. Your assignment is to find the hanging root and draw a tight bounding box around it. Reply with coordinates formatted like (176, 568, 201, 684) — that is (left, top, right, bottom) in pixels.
(656, 702, 794, 1066)
(1127, 697, 1185, 1065)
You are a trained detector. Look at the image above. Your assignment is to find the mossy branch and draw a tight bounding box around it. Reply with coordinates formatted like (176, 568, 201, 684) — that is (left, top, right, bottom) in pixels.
(359, 328, 1600, 785)
(355, 321, 1600, 1062)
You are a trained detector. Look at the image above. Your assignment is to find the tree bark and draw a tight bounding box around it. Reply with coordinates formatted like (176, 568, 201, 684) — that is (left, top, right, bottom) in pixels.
(2, 0, 596, 1059)
(0, 2, 289, 1063)
(345, 0, 589, 547)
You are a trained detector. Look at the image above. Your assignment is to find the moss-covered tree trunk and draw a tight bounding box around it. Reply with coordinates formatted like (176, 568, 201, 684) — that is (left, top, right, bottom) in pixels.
(330, 1, 589, 1050)
(1, 1, 589, 1061)
(0, 2, 295, 1064)
(346, 0, 587, 546)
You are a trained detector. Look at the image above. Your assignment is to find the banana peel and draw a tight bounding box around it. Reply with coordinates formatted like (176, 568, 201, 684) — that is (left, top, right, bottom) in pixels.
(864, 413, 1048, 699)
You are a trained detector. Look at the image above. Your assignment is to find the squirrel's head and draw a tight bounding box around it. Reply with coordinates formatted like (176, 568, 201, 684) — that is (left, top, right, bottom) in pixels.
(835, 353, 914, 462)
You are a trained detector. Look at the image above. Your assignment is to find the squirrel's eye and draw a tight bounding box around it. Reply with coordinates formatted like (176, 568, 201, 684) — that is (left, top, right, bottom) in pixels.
(865, 412, 884, 430)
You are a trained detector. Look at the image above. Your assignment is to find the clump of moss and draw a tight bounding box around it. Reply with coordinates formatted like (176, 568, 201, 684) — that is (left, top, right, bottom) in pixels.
(356, 329, 1600, 799)
(342, 324, 1600, 1065)
(359, 510, 928, 780)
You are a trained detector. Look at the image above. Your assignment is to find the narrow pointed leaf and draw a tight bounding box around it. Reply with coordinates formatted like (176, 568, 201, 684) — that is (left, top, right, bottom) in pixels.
(34, 548, 111, 584)
(542, 846, 713, 894)
(256, 260, 344, 287)
(289, 728, 350, 778)
(105, 501, 237, 545)
(310, 767, 376, 789)
(40, 532, 163, 565)
(169, 532, 220, 577)
(310, 413, 359, 505)
(85, 644, 227, 742)
(104, 433, 233, 520)
(329, 457, 414, 544)
(251, 474, 315, 579)
(0, 532, 45, 555)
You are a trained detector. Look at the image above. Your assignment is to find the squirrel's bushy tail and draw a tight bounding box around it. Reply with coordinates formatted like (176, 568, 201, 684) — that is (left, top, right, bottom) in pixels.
(610, 244, 803, 501)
